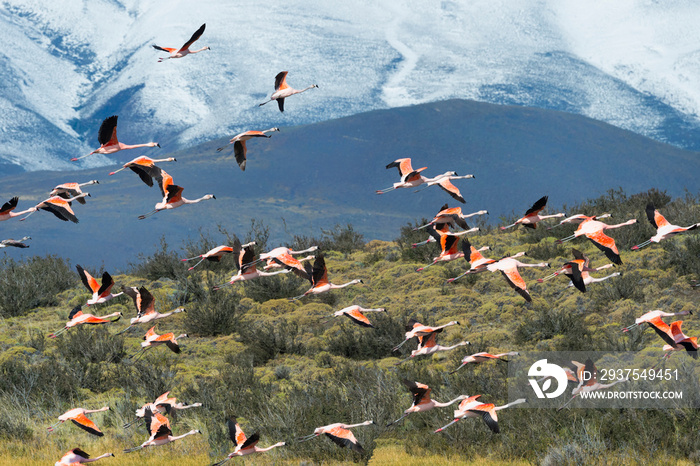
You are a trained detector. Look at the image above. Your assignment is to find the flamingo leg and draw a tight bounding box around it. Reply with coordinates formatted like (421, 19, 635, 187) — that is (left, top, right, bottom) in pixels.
(557, 394, 578, 411)
(108, 167, 128, 176)
(631, 240, 652, 250)
(138, 209, 160, 220)
(556, 235, 577, 244)
(46, 420, 63, 432)
(48, 327, 68, 338)
(187, 258, 206, 271)
(123, 417, 143, 429)
(376, 186, 397, 194)
(394, 356, 412, 366)
(434, 419, 459, 433)
(392, 340, 409, 352)
(386, 413, 408, 427)
(212, 457, 232, 466)
(19, 210, 39, 222)
(114, 325, 135, 336)
(416, 261, 437, 272)
(537, 271, 560, 283)
(296, 433, 318, 443)
(449, 363, 466, 375)
(446, 272, 467, 284)
(71, 152, 95, 162)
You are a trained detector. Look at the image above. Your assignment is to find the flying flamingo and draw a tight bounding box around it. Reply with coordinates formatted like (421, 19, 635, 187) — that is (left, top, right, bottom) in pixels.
(412, 172, 476, 203)
(72, 115, 159, 161)
(558, 359, 628, 410)
(631, 203, 699, 250)
(556, 214, 637, 265)
(129, 326, 188, 363)
(213, 240, 291, 290)
(376, 158, 428, 194)
(0, 236, 31, 248)
(501, 196, 564, 230)
(258, 245, 318, 276)
(49, 305, 122, 338)
(50, 180, 99, 204)
(412, 221, 479, 248)
(55, 448, 114, 465)
(20, 193, 89, 223)
(537, 249, 617, 292)
(434, 396, 527, 433)
(138, 184, 215, 219)
(212, 417, 286, 465)
(76, 265, 124, 306)
(124, 391, 201, 428)
(181, 245, 234, 271)
(416, 229, 466, 271)
(486, 252, 550, 302)
(547, 213, 611, 230)
(296, 420, 373, 454)
(153, 23, 210, 62)
(47, 406, 110, 436)
(386, 380, 469, 427)
(445, 238, 495, 283)
(116, 286, 186, 334)
(322, 305, 386, 328)
(413, 204, 488, 231)
(123, 407, 200, 453)
(259, 71, 318, 112)
(393, 319, 460, 352)
(622, 309, 693, 333)
(394, 331, 469, 365)
(0, 197, 36, 222)
(450, 351, 520, 374)
(289, 253, 363, 300)
(109, 156, 176, 188)
(216, 128, 280, 171)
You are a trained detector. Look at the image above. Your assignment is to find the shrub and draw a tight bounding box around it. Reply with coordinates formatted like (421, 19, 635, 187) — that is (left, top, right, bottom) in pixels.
(185, 280, 241, 337)
(130, 236, 185, 281)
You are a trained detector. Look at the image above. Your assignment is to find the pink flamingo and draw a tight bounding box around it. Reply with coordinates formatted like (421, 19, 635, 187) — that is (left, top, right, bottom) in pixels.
(323, 305, 386, 328)
(55, 448, 114, 465)
(632, 203, 699, 250)
(290, 254, 363, 300)
(556, 214, 637, 265)
(212, 417, 285, 465)
(49, 305, 122, 338)
(213, 241, 291, 290)
(50, 180, 99, 204)
(76, 265, 124, 305)
(47, 406, 110, 436)
(0, 197, 36, 221)
(445, 238, 494, 283)
(258, 245, 318, 276)
(501, 196, 564, 230)
(0, 236, 31, 248)
(386, 380, 469, 427)
(21, 193, 89, 223)
(72, 115, 159, 161)
(123, 407, 200, 452)
(181, 245, 234, 271)
(412, 171, 475, 203)
(393, 319, 460, 351)
(117, 286, 186, 334)
(558, 359, 628, 410)
(296, 420, 373, 454)
(537, 248, 617, 292)
(435, 396, 527, 433)
(450, 351, 520, 374)
(416, 229, 467, 271)
(412, 221, 479, 248)
(124, 391, 201, 428)
(138, 184, 215, 219)
(395, 330, 469, 365)
(216, 128, 280, 171)
(153, 24, 210, 62)
(413, 204, 488, 231)
(109, 156, 176, 189)
(622, 309, 693, 333)
(486, 252, 550, 302)
(259, 71, 318, 112)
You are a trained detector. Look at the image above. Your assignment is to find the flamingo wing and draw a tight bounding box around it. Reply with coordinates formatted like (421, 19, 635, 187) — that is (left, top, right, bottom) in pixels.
(41, 199, 78, 223)
(274, 71, 289, 91)
(344, 307, 374, 328)
(438, 178, 466, 203)
(500, 267, 531, 302)
(563, 260, 586, 292)
(525, 196, 548, 216)
(71, 413, 104, 436)
(311, 254, 328, 286)
(71, 448, 90, 459)
(239, 432, 260, 450)
(128, 165, 158, 187)
(585, 230, 622, 265)
(227, 417, 247, 447)
(233, 140, 247, 171)
(441, 234, 459, 255)
(385, 158, 414, 177)
(325, 426, 364, 454)
(0, 197, 18, 214)
(468, 404, 499, 433)
(165, 184, 184, 203)
(68, 304, 83, 320)
(97, 272, 115, 298)
(240, 243, 257, 273)
(405, 318, 423, 333)
(155, 169, 174, 197)
(277, 98, 285, 112)
(152, 45, 177, 53)
(137, 286, 155, 315)
(402, 379, 431, 406)
(76, 265, 99, 293)
(97, 115, 119, 146)
(180, 23, 205, 51)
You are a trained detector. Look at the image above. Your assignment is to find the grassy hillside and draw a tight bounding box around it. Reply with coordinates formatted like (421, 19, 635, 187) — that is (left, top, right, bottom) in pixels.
(0, 188, 699, 464)
(0, 99, 699, 269)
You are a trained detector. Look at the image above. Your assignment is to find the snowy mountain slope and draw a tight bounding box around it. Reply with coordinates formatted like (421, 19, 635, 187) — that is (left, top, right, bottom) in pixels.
(2, 0, 700, 173)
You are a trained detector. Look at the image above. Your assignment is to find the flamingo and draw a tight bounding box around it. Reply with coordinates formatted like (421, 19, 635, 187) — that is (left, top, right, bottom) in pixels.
(55, 448, 114, 465)
(547, 213, 610, 230)
(556, 214, 637, 265)
(213, 240, 291, 290)
(124, 391, 201, 428)
(631, 203, 699, 250)
(129, 326, 188, 363)
(622, 309, 693, 333)
(413, 204, 488, 231)
(72, 115, 159, 161)
(412, 221, 479, 248)
(486, 252, 550, 302)
(50, 180, 99, 204)
(661, 321, 698, 359)
(109, 156, 176, 188)
(445, 238, 495, 283)
(290, 253, 363, 300)
(153, 23, 210, 62)
(386, 380, 469, 427)
(501, 196, 564, 230)
(259, 71, 318, 112)
(258, 245, 318, 276)
(412, 172, 476, 203)
(181, 245, 234, 271)
(537, 249, 616, 293)
(393, 319, 460, 352)
(20, 193, 89, 223)
(123, 407, 200, 453)
(76, 265, 124, 305)
(216, 128, 280, 171)
(0, 197, 36, 221)
(416, 229, 466, 271)
(212, 417, 285, 465)
(47, 406, 110, 436)
(296, 420, 373, 454)
(450, 351, 520, 374)
(395, 331, 469, 365)
(376, 158, 428, 194)
(435, 396, 527, 433)
(49, 305, 122, 338)
(138, 184, 215, 219)
(322, 305, 386, 328)
(0, 236, 31, 248)
(558, 359, 628, 410)
(117, 286, 186, 334)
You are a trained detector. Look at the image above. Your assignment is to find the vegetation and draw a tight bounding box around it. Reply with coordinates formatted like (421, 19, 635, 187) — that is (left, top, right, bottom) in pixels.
(0, 189, 699, 464)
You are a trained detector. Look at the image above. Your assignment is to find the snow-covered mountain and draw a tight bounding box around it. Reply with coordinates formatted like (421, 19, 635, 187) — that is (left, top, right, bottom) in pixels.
(2, 0, 700, 173)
